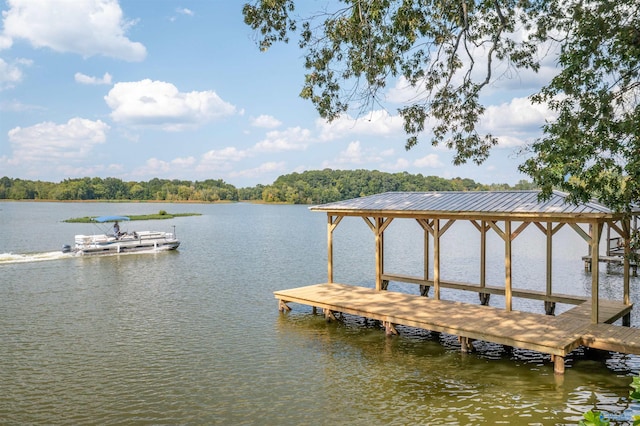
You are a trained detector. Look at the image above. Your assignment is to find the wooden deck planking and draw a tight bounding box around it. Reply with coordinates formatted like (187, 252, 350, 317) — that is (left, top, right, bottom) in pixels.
(275, 283, 640, 358)
(559, 299, 633, 324)
(582, 324, 640, 354)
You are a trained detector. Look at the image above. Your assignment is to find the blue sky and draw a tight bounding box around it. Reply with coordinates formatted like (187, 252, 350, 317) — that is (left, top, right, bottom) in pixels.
(0, 0, 558, 187)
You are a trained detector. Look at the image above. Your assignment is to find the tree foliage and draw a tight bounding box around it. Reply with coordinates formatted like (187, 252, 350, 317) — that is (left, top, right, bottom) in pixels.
(251, 169, 529, 203)
(519, 1, 640, 211)
(0, 171, 529, 204)
(243, 0, 640, 210)
(0, 177, 239, 202)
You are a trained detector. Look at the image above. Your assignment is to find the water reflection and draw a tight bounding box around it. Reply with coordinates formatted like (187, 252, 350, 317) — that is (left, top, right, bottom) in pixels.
(277, 311, 635, 424)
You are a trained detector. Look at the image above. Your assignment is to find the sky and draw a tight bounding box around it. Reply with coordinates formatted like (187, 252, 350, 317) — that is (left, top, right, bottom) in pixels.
(0, 0, 560, 188)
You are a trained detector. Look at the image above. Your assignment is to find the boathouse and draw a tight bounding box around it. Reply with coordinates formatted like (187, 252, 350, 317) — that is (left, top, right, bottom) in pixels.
(275, 191, 640, 374)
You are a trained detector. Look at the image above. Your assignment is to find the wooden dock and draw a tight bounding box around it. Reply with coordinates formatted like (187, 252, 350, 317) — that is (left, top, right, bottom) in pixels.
(294, 191, 640, 374)
(275, 283, 640, 374)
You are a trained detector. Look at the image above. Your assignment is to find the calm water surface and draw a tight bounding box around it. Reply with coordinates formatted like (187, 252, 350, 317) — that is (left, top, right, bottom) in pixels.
(1, 201, 640, 425)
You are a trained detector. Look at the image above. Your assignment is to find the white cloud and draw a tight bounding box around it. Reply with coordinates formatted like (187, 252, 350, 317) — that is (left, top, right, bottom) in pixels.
(176, 8, 194, 16)
(0, 57, 31, 89)
(252, 127, 311, 152)
(75, 72, 112, 85)
(132, 156, 196, 177)
(317, 109, 403, 142)
(196, 147, 248, 172)
(7, 117, 109, 164)
(57, 163, 123, 178)
(250, 114, 282, 129)
(1, 0, 146, 61)
(323, 140, 391, 167)
(105, 79, 238, 131)
(230, 161, 286, 179)
(481, 96, 555, 147)
(384, 157, 411, 171)
(413, 154, 444, 168)
(0, 33, 12, 50)
(0, 99, 43, 112)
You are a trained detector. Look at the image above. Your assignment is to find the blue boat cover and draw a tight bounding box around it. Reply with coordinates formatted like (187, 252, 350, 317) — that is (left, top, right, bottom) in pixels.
(94, 215, 130, 223)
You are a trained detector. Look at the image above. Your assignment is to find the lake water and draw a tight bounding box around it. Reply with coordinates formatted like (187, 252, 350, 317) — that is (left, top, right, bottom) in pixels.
(1, 201, 640, 425)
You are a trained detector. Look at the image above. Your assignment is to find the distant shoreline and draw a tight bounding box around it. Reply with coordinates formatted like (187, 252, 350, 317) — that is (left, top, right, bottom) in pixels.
(0, 199, 239, 204)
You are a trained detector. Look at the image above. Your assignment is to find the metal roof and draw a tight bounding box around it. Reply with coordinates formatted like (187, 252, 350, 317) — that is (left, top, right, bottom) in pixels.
(93, 215, 130, 223)
(310, 190, 617, 219)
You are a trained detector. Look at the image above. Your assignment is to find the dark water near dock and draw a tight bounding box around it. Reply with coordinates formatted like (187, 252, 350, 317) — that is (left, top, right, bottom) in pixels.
(1, 201, 640, 424)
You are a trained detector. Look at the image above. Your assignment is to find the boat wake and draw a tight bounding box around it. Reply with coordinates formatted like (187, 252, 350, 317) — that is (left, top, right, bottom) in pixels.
(0, 251, 74, 264)
(0, 246, 174, 265)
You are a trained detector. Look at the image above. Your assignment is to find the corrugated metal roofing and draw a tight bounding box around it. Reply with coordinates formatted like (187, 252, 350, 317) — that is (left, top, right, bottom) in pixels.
(310, 190, 616, 217)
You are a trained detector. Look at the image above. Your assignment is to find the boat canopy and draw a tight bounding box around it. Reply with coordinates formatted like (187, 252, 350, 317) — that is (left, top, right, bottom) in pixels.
(93, 215, 130, 223)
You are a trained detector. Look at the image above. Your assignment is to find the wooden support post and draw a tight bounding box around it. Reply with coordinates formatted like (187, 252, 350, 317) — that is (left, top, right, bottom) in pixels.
(327, 215, 343, 283)
(419, 284, 430, 297)
(546, 222, 553, 302)
(369, 216, 392, 291)
(505, 221, 512, 312)
(381, 279, 389, 291)
(459, 336, 474, 353)
(384, 321, 399, 336)
(324, 308, 337, 322)
(424, 220, 430, 282)
(623, 218, 631, 306)
(552, 355, 565, 375)
(544, 301, 556, 316)
(434, 219, 441, 300)
(278, 300, 291, 312)
(591, 222, 600, 323)
(480, 220, 487, 298)
(479, 293, 490, 305)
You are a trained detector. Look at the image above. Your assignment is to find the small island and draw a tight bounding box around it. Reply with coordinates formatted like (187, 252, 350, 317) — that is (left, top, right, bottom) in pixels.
(64, 210, 201, 223)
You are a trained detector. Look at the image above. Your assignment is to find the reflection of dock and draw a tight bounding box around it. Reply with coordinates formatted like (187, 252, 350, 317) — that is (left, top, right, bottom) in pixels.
(276, 283, 639, 373)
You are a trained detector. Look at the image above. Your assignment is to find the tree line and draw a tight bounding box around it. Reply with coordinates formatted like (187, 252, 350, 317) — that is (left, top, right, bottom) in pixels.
(0, 170, 536, 204)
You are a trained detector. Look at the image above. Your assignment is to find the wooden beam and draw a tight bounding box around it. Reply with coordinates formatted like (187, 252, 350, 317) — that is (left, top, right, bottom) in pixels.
(327, 214, 342, 283)
(480, 220, 487, 289)
(488, 220, 506, 241)
(434, 219, 440, 300)
(362, 216, 395, 291)
(380, 274, 590, 304)
(546, 222, 552, 297)
(552, 355, 565, 374)
(424, 223, 430, 282)
(440, 219, 456, 236)
(505, 221, 512, 311)
(552, 223, 565, 235)
(278, 299, 291, 312)
(375, 217, 383, 291)
(623, 218, 631, 306)
(608, 220, 625, 238)
(591, 221, 600, 323)
(569, 223, 591, 243)
(534, 221, 547, 234)
(416, 218, 434, 234)
(511, 221, 531, 241)
(362, 216, 375, 232)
